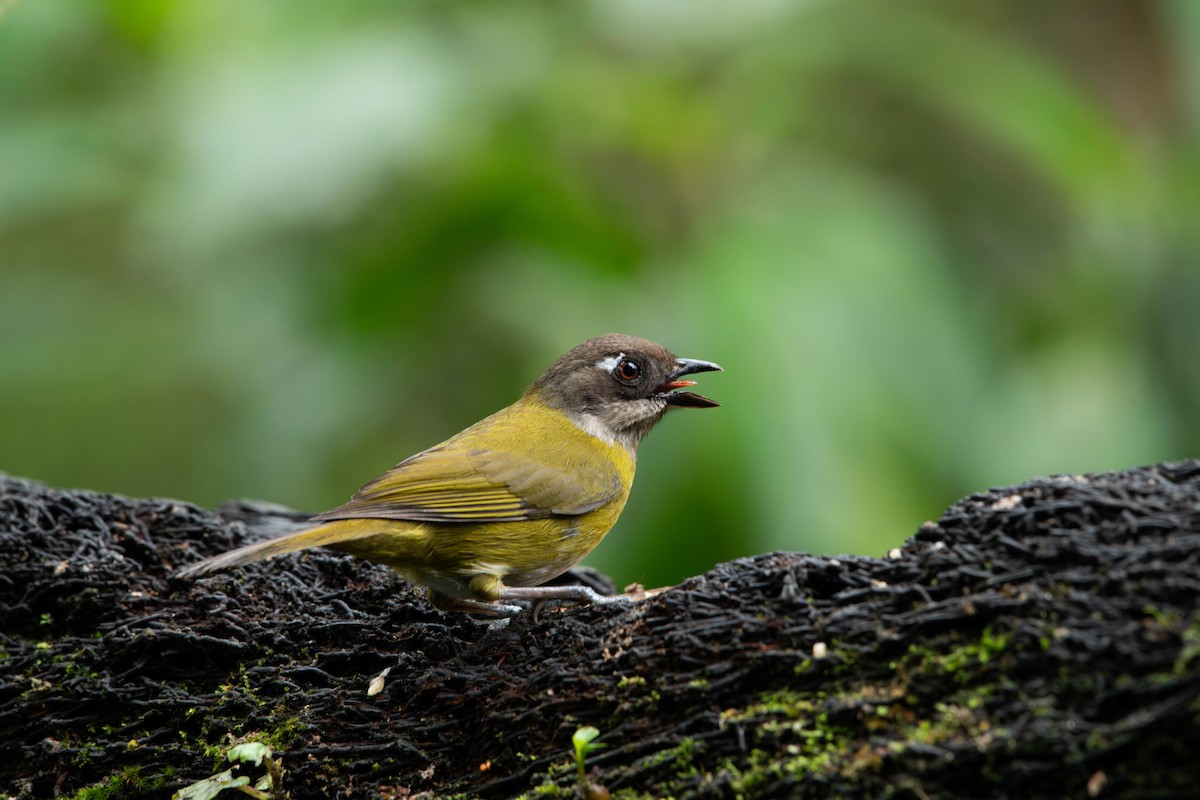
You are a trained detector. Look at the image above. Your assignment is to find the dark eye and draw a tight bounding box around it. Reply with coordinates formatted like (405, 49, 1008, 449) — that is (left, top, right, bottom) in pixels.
(614, 358, 641, 384)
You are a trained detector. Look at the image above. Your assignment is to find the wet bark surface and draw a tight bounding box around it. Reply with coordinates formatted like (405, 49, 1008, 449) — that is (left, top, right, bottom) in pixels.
(3, 461, 1199, 799)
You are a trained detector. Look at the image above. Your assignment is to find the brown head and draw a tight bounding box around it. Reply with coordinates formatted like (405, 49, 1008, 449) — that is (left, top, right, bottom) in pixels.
(527, 333, 722, 454)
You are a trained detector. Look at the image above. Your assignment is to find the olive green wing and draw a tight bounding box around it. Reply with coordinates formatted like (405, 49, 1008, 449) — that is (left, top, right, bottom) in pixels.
(312, 437, 623, 524)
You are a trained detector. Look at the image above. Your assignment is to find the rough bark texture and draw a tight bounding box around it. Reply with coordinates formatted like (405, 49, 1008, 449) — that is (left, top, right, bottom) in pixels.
(2, 461, 1200, 799)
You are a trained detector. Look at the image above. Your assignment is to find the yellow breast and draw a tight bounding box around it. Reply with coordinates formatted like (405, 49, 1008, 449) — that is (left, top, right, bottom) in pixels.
(427, 397, 637, 586)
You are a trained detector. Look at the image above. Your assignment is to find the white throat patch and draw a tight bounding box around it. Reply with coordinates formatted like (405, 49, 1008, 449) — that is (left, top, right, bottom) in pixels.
(572, 412, 616, 445)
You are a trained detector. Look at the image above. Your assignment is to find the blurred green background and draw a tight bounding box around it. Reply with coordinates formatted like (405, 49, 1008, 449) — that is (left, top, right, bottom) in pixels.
(3, 0, 1199, 589)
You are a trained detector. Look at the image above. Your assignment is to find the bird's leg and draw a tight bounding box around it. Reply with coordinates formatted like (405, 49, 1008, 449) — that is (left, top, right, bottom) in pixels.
(457, 575, 637, 619)
(498, 584, 635, 606)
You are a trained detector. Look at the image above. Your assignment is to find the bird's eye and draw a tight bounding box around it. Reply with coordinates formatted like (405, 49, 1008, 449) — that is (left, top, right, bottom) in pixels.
(614, 358, 641, 384)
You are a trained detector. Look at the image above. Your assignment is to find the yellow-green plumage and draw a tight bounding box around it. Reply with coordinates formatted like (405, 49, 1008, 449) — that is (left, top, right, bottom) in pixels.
(316, 394, 637, 596)
(178, 334, 719, 613)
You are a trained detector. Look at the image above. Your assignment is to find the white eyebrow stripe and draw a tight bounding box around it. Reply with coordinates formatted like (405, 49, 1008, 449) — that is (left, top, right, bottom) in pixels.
(594, 353, 624, 372)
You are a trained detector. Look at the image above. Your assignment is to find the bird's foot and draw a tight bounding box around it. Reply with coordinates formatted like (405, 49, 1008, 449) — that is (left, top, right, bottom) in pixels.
(499, 584, 637, 607)
(442, 598, 525, 619)
(439, 583, 662, 624)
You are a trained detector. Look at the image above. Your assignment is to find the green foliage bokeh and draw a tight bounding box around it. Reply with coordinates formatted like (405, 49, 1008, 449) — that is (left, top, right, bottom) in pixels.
(2, 0, 1198, 588)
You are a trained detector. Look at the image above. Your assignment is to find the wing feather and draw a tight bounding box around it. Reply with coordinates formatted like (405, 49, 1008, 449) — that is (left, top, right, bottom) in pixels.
(312, 403, 624, 524)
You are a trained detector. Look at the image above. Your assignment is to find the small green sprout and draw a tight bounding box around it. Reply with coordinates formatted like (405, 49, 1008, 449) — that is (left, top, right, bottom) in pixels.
(172, 741, 284, 800)
(571, 726, 609, 800)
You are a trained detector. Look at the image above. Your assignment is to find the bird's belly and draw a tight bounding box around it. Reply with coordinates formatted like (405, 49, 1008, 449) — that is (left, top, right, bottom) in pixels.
(425, 507, 623, 589)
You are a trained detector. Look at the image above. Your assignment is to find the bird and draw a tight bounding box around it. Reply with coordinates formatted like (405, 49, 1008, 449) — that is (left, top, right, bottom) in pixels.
(177, 333, 721, 615)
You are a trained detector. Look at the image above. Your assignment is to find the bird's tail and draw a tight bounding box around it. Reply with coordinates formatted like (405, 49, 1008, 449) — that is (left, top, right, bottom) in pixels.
(176, 518, 384, 578)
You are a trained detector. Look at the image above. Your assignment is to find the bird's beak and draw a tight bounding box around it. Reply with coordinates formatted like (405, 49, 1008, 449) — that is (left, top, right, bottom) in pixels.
(660, 358, 722, 408)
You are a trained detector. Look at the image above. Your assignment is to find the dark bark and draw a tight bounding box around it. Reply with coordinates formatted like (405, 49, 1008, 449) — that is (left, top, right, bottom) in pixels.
(2, 461, 1199, 799)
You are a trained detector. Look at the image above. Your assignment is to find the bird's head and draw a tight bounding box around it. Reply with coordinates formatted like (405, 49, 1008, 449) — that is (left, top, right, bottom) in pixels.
(529, 333, 722, 454)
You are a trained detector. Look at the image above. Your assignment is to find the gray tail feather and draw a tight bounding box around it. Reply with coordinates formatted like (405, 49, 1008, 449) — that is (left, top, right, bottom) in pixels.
(176, 521, 366, 578)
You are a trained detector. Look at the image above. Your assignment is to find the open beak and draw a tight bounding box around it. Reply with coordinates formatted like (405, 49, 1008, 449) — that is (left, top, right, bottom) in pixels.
(660, 357, 722, 408)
